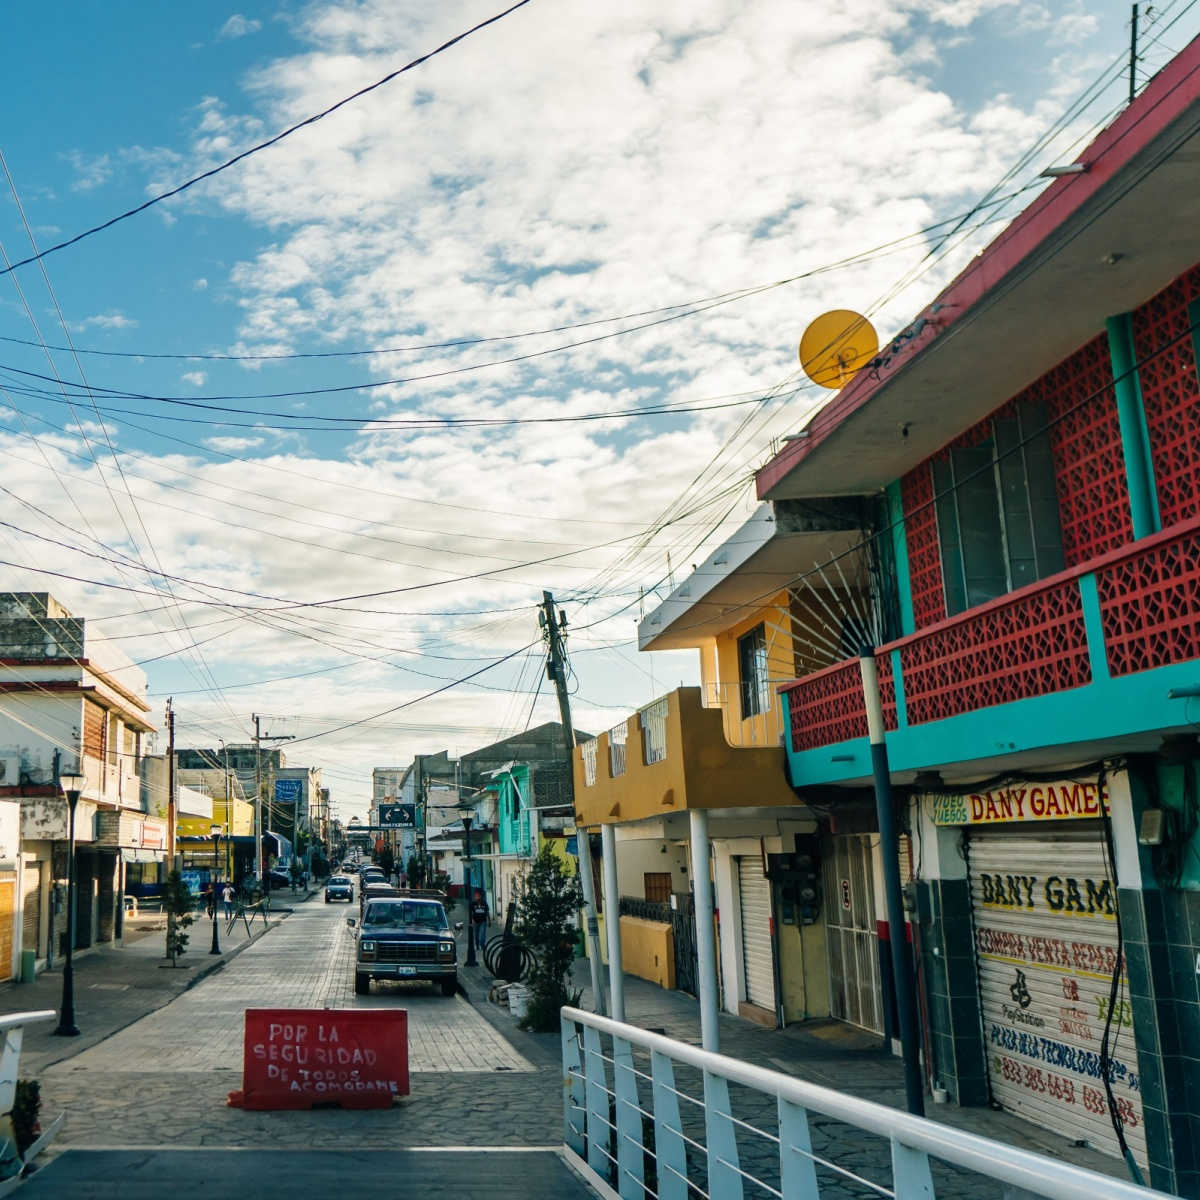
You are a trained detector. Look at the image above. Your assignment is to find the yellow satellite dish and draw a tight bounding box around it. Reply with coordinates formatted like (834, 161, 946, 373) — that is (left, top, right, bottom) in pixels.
(798, 310, 878, 389)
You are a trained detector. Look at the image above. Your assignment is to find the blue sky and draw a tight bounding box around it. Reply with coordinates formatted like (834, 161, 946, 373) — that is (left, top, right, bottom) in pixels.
(1, 1, 1193, 817)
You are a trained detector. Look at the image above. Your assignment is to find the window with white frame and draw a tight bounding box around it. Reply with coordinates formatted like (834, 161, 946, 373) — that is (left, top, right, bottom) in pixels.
(737, 623, 770, 719)
(581, 738, 597, 787)
(609, 720, 628, 777)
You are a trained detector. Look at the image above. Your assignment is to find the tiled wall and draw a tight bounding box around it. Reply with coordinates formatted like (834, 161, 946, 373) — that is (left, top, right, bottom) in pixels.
(915, 877, 987, 1105)
(1120, 885, 1200, 1198)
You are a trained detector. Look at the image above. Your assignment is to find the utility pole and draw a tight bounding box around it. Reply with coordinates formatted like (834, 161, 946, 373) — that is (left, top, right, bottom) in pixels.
(1130, 4, 1139, 105)
(252, 714, 294, 891)
(541, 590, 607, 1016)
(165, 698, 177, 966)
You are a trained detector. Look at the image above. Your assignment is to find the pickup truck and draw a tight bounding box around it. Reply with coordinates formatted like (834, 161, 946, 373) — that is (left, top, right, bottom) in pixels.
(351, 897, 458, 996)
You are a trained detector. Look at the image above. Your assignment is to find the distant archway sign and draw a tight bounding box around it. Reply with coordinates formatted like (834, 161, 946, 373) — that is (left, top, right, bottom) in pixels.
(228, 1008, 410, 1110)
(378, 803, 416, 829)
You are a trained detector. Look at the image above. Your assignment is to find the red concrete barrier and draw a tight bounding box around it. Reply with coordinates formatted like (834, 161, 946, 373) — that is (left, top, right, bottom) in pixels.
(227, 1008, 409, 1110)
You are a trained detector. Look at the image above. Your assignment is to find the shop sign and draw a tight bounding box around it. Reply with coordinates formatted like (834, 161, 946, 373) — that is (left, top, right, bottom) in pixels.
(932, 780, 1108, 827)
(138, 817, 166, 850)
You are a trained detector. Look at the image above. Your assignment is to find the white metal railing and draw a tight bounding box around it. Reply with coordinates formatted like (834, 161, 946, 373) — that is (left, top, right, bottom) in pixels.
(702, 680, 776, 747)
(561, 1007, 1169, 1200)
(581, 739, 598, 787)
(0, 1010, 64, 1189)
(640, 698, 669, 765)
(609, 720, 628, 778)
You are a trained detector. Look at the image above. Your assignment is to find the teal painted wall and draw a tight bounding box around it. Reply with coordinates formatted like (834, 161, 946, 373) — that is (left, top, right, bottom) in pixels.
(886, 480, 916, 637)
(496, 764, 532, 856)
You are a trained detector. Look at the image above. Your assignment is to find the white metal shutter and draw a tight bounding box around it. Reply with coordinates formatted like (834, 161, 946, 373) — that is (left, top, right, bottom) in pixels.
(969, 828, 1147, 1170)
(736, 856, 775, 1011)
(21, 862, 40, 955)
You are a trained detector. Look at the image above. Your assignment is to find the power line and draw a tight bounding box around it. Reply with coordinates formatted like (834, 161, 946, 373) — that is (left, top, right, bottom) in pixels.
(0, 0, 536, 280)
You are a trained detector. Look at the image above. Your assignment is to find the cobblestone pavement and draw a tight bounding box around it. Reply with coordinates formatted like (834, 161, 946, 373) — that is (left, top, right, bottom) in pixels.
(36, 894, 553, 1156)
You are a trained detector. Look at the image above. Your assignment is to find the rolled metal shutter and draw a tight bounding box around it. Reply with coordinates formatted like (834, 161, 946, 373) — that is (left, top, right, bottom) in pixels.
(968, 828, 1147, 1170)
(736, 856, 775, 1011)
(21, 862, 40, 954)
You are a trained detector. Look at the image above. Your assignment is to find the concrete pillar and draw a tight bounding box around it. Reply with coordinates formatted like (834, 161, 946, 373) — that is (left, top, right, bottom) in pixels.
(690, 809, 719, 1052)
(601, 823, 624, 1022)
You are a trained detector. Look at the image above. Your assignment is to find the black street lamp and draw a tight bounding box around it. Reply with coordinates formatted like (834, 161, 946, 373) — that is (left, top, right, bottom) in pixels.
(209, 823, 224, 955)
(461, 812, 476, 967)
(54, 771, 85, 1038)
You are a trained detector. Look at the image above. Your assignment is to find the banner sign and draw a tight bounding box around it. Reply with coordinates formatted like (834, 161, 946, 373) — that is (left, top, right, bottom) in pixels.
(378, 803, 416, 829)
(274, 778, 304, 803)
(932, 780, 1109, 826)
(228, 1008, 409, 1110)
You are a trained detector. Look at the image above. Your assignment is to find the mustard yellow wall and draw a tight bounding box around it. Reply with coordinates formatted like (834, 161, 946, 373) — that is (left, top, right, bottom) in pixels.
(540, 830, 577, 875)
(574, 688, 799, 828)
(619, 917, 675, 989)
(178, 796, 254, 838)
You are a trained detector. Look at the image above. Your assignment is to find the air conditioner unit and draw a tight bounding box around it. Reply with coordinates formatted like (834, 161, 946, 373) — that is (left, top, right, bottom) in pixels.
(0, 757, 21, 786)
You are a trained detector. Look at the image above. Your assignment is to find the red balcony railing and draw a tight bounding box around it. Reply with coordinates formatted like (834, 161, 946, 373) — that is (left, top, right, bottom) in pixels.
(899, 575, 1090, 725)
(1096, 520, 1200, 676)
(781, 516, 1200, 752)
(784, 655, 896, 751)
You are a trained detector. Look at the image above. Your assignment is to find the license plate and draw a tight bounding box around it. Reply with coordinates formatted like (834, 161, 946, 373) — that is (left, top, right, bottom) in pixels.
(397, 966, 418, 976)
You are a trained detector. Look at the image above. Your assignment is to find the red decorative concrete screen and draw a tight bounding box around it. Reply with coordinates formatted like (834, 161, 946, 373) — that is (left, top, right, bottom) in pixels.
(1132, 264, 1200, 529)
(228, 1008, 409, 1110)
(899, 575, 1091, 725)
(784, 655, 896, 751)
(1097, 522, 1200, 677)
(901, 464, 946, 631)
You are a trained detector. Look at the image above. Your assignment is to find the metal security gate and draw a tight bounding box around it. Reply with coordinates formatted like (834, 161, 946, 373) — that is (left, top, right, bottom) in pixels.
(21, 862, 41, 956)
(968, 827, 1147, 1170)
(671, 894, 698, 997)
(736, 856, 775, 1011)
(823, 834, 883, 1034)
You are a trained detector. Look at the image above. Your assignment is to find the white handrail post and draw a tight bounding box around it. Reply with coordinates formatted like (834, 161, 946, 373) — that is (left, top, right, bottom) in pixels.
(891, 1137, 936, 1199)
(703, 1070, 743, 1200)
(650, 1049, 688, 1200)
(613, 1035, 644, 1200)
(601, 823, 625, 1022)
(562, 1018, 586, 1157)
(583, 1023, 611, 1179)
(778, 1097, 820, 1198)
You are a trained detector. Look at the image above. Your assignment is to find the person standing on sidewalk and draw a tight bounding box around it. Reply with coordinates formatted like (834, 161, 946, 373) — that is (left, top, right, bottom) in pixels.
(470, 888, 490, 952)
(222, 883, 234, 921)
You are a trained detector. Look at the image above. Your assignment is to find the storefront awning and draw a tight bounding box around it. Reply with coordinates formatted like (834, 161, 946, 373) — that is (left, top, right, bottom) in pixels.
(120, 848, 164, 863)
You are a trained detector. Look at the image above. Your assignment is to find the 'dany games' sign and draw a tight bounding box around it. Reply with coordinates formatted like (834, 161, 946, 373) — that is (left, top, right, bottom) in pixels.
(932, 780, 1109, 827)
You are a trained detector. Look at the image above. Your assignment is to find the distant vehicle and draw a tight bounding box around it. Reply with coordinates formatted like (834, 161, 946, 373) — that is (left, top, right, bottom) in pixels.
(360, 869, 386, 885)
(351, 897, 457, 997)
(325, 875, 353, 903)
(267, 868, 290, 889)
(359, 881, 397, 914)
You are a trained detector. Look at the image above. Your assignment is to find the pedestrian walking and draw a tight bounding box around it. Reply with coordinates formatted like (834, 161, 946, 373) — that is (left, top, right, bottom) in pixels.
(222, 883, 234, 921)
(470, 888, 490, 951)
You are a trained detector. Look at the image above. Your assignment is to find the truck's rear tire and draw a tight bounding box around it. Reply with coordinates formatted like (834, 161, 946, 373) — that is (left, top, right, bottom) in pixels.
(354, 974, 370, 995)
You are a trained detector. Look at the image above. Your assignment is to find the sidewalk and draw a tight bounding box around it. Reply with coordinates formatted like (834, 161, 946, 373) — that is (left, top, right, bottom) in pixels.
(5, 895, 305, 1077)
(457, 930, 1136, 1187)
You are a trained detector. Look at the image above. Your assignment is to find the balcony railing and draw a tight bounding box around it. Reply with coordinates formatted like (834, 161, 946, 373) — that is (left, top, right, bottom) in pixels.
(609, 720, 628, 778)
(639, 698, 668, 764)
(700, 681, 778, 747)
(581, 738, 598, 787)
(781, 517, 1200, 752)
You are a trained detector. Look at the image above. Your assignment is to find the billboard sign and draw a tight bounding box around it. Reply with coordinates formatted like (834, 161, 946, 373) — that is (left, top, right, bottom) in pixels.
(378, 803, 416, 829)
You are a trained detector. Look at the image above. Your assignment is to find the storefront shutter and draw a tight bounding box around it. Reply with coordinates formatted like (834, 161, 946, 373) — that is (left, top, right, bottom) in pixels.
(736, 855, 775, 1011)
(968, 827, 1146, 1171)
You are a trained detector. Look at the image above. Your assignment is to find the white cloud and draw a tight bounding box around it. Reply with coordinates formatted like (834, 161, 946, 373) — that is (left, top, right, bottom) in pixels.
(2, 0, 1161, 817)
(219, 14, 262, 39)
(181, 370, 208, 387)
(193, 277, 209, 291)
(74, 311, 137, 331)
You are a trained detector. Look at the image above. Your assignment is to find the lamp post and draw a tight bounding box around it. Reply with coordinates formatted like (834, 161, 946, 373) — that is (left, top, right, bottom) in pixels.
(54, 771, 85, 1037)
(209, 823, 224, 955)
(461, 812, 476, 967)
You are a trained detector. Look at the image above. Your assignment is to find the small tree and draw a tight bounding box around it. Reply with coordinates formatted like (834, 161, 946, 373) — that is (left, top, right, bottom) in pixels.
(406, 853, 427, 888)
(163, 870, 194, 965)
(513, 844, 584, 1031)
(378, 845, 395, 878)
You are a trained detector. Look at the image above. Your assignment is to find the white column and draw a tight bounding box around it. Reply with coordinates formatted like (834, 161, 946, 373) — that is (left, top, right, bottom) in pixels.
(601, 823, 625, 1022)
(690, 808, 719, 1052)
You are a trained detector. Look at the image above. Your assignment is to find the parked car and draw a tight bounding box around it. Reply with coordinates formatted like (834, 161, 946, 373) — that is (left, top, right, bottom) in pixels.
(325, 875, 353, 903)
(350, 896, 457, 996)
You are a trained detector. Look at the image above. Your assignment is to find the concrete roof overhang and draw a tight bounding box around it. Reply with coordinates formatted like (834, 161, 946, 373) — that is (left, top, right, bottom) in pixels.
(756, 41, 1200, 502)
(639, 506, 862, 650)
